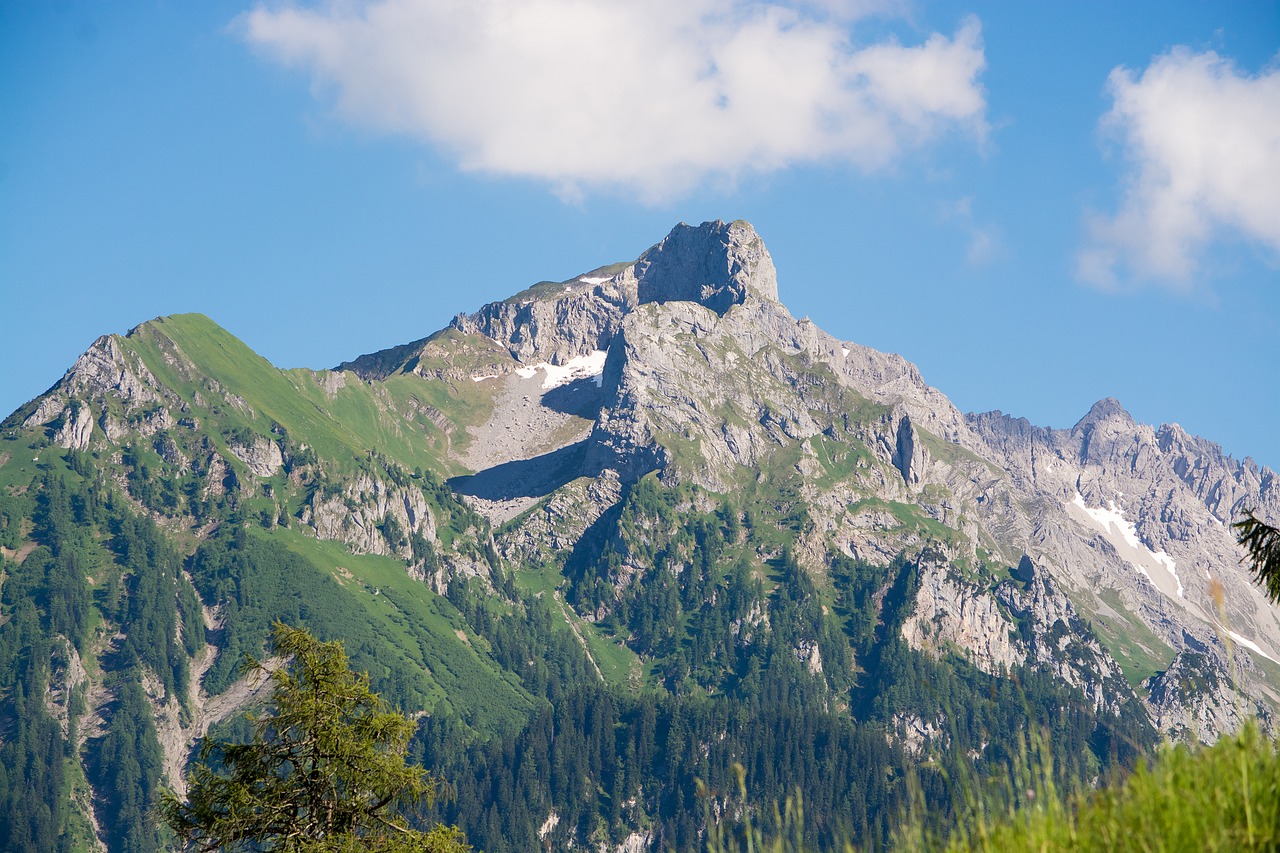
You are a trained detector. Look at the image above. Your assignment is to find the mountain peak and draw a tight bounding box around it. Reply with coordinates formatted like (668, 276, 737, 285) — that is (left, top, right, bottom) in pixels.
(633, 219, 778, 315)
(1075, 396, 1133, 429)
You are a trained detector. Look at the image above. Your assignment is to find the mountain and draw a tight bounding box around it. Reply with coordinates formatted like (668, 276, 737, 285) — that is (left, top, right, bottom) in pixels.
(1, 219, 1277, 852)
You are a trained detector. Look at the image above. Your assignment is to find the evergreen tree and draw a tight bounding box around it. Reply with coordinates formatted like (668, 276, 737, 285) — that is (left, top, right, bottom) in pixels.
(1235, 510, 1280, 604)
(163, 622, 468, 852)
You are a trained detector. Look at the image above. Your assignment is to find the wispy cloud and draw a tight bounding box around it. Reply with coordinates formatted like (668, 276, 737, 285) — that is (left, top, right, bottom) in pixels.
(940, 196, 1003, 267)
(238, 0, 987, 201)
(1078, 48, 1280, 291)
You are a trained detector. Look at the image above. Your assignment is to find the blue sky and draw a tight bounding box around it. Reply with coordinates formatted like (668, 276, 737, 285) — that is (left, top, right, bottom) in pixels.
(2, 1, 1278, 471)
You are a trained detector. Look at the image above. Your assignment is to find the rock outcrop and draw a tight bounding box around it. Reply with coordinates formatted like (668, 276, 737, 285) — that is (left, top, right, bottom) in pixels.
(228, 434, 284, 478)
(1145, 651, 1270, 744)
(632, 219, 778, 313)
(301, 472, 437, 560)
(901, 557, 1023, 674)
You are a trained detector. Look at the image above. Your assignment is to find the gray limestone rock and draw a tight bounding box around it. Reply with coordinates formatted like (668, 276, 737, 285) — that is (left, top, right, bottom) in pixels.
(301, 472, 437, 560)
(1145, 651, 1270, 744)
(55, 402, 95, 451)
(632, 220, 778, 313)
(227, 435, 285, 478)
(64, 334, 166, 411)
(902, 557, 1023, 674)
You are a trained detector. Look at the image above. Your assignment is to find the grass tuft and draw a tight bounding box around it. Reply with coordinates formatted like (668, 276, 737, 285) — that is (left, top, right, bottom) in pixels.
(705, 721, 1280, 851)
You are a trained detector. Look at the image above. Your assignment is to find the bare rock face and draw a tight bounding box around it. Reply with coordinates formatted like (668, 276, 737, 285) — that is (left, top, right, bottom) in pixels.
(203, 452, 231, 498)
(967, 398, 1280, 709)
(55, 402, 95, 450)
(452, 285, 627, 367)
(346, 220, 778, 386)
(1156, 421, 1278, 525)
(996, 561, 1135, 712)
(44, 637, 88, 739)
(1144, 652, 1267, 744)
(902, 557, 1022, 674)
(301, 473, 436, 559)
(63, 334, 166, 411)
(584, 297, 846, 490)
(902, 556, 1134, 713)
(495, 471, 624, 567)
(632, 219, 778, 313)
(227, 435, 284, 478)
(22, 395, 67, 431)
(891, 411, 927, 487)
(17, 333, 171, 450)
(892, 712, 947, 757)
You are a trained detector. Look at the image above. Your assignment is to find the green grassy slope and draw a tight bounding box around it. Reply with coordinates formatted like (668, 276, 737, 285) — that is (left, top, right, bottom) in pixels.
(114, 316, 534, 732)
(263, 527, 534, 734)
(123, 313, 494, 477)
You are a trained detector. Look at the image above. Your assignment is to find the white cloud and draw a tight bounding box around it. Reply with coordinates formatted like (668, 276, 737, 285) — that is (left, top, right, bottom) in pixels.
(1079, 48, 1280, 290)
(238, 0, 987, 200)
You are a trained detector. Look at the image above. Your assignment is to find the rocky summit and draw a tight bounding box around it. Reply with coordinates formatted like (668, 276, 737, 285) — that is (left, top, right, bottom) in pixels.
(348, 218, 1280, 738)
(2, 219, 1278, 851)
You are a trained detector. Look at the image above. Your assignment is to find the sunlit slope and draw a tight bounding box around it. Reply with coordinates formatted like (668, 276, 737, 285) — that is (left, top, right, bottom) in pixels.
(123, 313, 494, 477)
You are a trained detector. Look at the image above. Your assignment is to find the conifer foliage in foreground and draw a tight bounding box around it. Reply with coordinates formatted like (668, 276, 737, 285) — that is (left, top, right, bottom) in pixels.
(162, 622, 468, 852)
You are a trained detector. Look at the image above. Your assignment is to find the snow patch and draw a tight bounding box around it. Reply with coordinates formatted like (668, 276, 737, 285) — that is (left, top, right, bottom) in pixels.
(470, 373, 501, 383)
(578, 275, 610, 284)
(1069, 494, 1184, 599)
(514, 350, 608, 389)
(1228, 630, 1280, 664)
(841, 347, 851, 357)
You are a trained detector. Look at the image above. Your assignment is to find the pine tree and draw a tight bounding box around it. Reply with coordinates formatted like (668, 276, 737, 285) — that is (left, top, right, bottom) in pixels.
(1235, 510, 1280, 604)
(163, 622, 468, 852)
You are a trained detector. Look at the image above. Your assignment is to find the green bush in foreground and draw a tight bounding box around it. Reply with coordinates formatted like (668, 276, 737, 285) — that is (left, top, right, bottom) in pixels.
(706, 721, 1280, 852)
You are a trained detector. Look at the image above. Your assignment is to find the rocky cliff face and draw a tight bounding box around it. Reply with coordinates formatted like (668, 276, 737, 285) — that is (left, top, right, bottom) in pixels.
(966, 400, 1280, 739)
(344, 219, 780, 382)
(301, 471, 437, 559)
(337, 218, 1279, 742)
(632, 218, 778, 312)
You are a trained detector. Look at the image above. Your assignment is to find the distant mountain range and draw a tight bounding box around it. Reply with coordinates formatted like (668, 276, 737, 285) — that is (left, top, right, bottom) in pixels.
(2, 219, 1276, 851)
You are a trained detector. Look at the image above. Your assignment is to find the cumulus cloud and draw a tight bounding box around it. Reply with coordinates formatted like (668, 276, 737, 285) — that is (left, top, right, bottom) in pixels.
(238, 0, 987, 200)
(1079, 48, 1280, 290)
